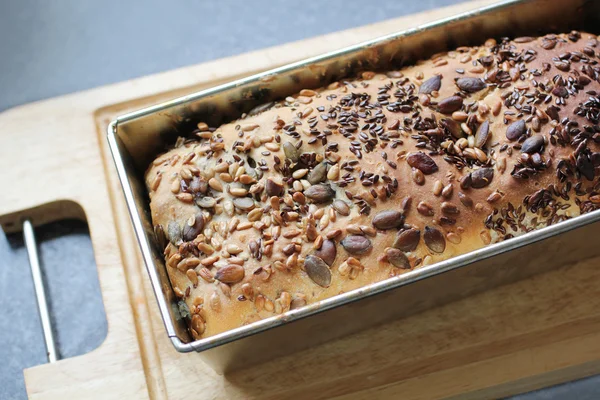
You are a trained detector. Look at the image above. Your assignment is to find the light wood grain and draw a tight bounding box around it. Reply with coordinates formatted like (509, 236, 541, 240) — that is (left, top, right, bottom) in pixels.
(0, 0, 599, 398)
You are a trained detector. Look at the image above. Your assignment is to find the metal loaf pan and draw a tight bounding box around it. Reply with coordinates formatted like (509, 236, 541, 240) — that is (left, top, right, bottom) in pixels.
(108, 0, 600, 373)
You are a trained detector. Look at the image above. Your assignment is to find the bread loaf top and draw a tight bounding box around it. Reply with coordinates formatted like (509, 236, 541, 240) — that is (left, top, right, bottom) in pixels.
(146, 31, 600, 339)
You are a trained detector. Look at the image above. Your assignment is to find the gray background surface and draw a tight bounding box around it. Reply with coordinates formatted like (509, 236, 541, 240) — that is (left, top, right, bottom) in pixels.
(0, 0, 598, 399)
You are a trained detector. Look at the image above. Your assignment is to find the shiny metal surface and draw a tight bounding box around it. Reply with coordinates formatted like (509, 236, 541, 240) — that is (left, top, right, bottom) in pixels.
(23, 220, 58, 364)
(108, 0, 600, 372)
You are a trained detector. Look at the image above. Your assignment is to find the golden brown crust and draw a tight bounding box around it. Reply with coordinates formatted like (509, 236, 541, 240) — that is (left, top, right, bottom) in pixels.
(146, 31, 600, 338)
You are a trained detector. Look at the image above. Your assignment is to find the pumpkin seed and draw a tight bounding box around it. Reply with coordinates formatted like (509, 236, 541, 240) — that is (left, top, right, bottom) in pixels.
(189, 176, 208, 194)
(314, 239, 337, 266)
(196, 196, 216, 208)
(167, 221, 182, 245)
(304, 255, 331, 287)
(265, 178, 284, 196)
(215, 264, 245, 284)
(232, 197, 255, 211)
(385, 248, 411, 269)
(474, 120, 490, 148)
(406, 152, 438, 174)
(154, 224, 167, 251)
(419, 75, 442, 94)
(438, 95, 463, 114)
(341, 235, 372, 255)
(392, 228, 420, 252)
(440, 118, 463, 139)
(307, 162, 328, 184)
(456, 77, 486, 93)
(183, 213, 205, 241)
(304, 184, 335, 203)
(332, 199, 350, 216)
(506, 119, 525, 141)
(521, 135, 545, 154)
(470, 168, 494, 188)
(372, 210, 405, 230)
(424, 226, 446, 253)
(283, 142, 300, 162)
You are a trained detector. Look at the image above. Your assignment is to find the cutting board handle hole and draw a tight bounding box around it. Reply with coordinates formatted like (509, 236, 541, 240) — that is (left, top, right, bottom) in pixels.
(1, 202, 108, 368)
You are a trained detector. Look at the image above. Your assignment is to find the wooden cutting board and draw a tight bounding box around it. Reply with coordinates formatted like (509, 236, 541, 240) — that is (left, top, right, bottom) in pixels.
(2, 1, 600, 398)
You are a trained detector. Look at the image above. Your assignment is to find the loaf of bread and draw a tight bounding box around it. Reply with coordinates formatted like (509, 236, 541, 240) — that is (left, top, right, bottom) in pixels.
(146, 31, 600, 339)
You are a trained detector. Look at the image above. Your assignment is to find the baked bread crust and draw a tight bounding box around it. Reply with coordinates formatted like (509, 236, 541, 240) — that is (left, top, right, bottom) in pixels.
(145, 31, 600, 339)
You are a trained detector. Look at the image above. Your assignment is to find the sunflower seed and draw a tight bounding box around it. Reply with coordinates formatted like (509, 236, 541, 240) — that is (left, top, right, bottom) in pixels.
(177, 257, 200, 271)
(417, 201, 434, 216)
(327, 164, 340, 180)
(191, 315, 205, 336)
(458, 191, 473, 207)
(442, 184, 453, 199)
(412, 168, 425, 185)
(292, 169, 308, 179)
(186, 269, 199, 287)
(176, 193, 193, 203)
(480, 230, 492, 245)
(441, 202, 460, 215)
(290, 295, 307, 310)
(229, 187, 248, 197)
